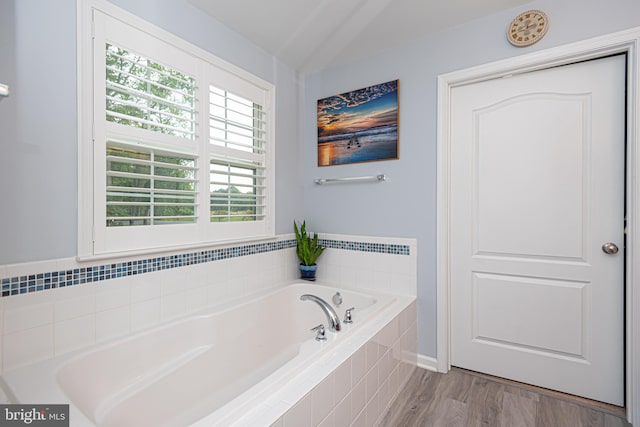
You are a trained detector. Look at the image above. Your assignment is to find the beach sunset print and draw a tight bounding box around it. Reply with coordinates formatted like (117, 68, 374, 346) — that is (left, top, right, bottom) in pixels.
(317, 80, 399, 166)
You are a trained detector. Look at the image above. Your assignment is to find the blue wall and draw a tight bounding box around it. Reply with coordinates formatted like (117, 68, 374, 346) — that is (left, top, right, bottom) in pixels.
(0, 0, 77, 264)
(302, 0, 640, 358)
(0, 0, 302, 264)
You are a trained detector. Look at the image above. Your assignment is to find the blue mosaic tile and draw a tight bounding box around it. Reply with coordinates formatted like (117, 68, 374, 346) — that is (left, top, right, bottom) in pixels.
(0, 238, 409, 298)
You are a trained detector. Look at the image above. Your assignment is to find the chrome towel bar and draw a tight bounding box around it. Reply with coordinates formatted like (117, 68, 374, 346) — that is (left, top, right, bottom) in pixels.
(0, 83, 9, 98)
(314, 174, 387, 185)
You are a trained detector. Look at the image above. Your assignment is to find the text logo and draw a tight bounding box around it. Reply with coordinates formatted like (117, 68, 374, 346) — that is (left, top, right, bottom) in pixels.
(0, 405, 69, 426)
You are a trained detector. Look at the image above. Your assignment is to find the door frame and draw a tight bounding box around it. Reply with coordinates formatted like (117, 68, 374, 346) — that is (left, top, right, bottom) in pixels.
(436, 27, 640, 424)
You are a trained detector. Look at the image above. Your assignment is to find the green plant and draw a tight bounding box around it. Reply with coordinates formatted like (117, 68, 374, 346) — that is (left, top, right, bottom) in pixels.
(294, 220, 325, 266)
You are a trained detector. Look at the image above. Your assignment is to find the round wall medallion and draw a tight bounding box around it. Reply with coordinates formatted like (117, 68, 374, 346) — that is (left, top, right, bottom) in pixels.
(507, 10, 549, 47)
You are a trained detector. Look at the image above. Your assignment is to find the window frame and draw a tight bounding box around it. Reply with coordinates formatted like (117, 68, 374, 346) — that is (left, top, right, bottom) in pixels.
(77, 0, 275, 259)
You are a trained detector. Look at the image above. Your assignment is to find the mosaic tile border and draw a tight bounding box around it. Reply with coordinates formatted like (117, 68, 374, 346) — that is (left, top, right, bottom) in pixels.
(319, 239, 410, 255)
(0, 239, 410, 298)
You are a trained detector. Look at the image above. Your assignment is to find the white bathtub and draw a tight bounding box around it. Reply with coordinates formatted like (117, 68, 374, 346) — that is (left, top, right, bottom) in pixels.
(2, 282, 415, 427)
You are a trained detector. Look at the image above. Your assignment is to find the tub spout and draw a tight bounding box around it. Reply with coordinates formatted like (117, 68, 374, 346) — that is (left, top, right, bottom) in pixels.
(300, 294, 342, 332)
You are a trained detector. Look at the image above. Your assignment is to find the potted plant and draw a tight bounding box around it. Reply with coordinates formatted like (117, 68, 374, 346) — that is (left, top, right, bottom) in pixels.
(294, 220, 325, 280)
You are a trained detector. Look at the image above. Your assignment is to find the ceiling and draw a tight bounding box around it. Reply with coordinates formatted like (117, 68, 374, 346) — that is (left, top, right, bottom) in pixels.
(188, 0, 532, 74)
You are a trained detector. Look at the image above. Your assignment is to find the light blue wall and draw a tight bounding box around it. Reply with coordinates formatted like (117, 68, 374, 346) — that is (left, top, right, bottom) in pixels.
(0, 0, 77, 264)
(302, 0, 640, 358)
(0, 0, 302, 264)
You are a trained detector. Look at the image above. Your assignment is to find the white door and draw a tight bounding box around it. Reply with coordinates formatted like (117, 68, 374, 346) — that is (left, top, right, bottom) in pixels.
(450, 55, 625, 405)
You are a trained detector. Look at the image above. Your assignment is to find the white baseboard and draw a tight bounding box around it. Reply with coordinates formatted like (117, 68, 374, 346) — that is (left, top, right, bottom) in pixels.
(417, 353, 438, 372)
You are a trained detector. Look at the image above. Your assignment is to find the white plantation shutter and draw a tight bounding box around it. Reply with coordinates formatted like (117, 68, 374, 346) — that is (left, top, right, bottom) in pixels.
(84, 9, 274, 256)
(105, 44, 197, 140)
(106, 143, 198, 226)
(209, 86, 266, 153)
(210, 157, 266, 222)
(208, 85, 267, 223)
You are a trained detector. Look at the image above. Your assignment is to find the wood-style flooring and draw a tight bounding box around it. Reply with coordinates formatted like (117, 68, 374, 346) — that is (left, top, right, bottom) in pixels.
(379, 368, 630, 427)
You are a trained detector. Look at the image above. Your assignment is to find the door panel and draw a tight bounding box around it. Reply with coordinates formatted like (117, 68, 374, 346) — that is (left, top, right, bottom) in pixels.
(473, 273, 587, 358)
(450, 55, 625, 405)
(475, 94, 588, 259)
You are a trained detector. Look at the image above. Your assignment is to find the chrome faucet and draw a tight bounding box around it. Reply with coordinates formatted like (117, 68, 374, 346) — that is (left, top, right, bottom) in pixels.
(300, 294, 342, 332)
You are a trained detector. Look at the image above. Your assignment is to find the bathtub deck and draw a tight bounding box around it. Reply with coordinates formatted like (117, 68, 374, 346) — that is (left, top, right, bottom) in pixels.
(380, 367, 630, 427)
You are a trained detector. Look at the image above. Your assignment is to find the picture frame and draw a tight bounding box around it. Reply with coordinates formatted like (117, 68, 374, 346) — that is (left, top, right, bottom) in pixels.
(317, 79, 399, 167)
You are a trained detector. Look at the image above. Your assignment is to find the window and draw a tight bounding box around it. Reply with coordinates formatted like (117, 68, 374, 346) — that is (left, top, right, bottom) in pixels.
(79, 5, 274, 257)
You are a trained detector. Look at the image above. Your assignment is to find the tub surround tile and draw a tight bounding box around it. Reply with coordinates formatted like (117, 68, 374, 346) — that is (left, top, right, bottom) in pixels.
(185, 287, 208, 312)
(95, 305, 130, 342)
(54, 315, 95, 355)
(334, 359, 351, 404)
(312, 375, 335, 426)
(351, 346, 367, 386)
(131, 299, 161, 331)
(0, 235, 412, 299)
(365, 362, 379, 403)
(334, 394, 351, 426)
(4, 302, 53, 334)
(352, 410, 366, 427)
(365, 340, 378, 372)
(351, 378, 367, 420)
(0, 233, 416, 392)
(96, 281, 131, 311)
(130, 274, 161, 302)
(317, 412, 334, 427)
(54, 294, 95, 322)
(160, 290, 187, 320)
(265, 301, 417, 427)
(3, 324, 54, 372)
(283, 393, 312, 427)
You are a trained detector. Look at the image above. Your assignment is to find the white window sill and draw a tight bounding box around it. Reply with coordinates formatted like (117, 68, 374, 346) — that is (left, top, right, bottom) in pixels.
(76, 235, 280, 263)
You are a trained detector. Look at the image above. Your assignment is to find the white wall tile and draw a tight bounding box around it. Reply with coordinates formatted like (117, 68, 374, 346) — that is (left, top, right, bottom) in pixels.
(95, 279, 131, 311)
(54, 295, 95, 322)
(130, 277, 160, 303)
(3, 289, 55, 311)
(311, 375, 334, 426)
(4, 303, 53, 334)
(188, 264, 211, 290)
(131, 299, 161, 331)
(185, 287, 208, 313)
(160, 268, 190, 296)
(365, 391, 381, 426)
(161, 292, 186, 320)
(351, 409, 366, 427)
(96, 306, 130, 342)
(201, 260, 230, 287)
(334, 394, 351, 426)
(55, 315, 95, 355)
(365, 363, 378, 404)
(365, 341, 378, 372)
(3, 324, 54, 372)
(380, 376, 391, 414)
(317, 412, 334, 427)
(351, 345, 366, 386)
(351, 378, 366, 421)
(334, 359, 351, 404)
(283, 393, 311, 427)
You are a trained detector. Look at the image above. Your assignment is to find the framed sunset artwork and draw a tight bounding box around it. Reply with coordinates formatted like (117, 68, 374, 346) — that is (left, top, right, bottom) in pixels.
(317, 80, 399, 167)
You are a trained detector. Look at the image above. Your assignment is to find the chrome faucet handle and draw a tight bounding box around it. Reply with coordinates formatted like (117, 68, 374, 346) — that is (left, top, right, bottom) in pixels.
(311, 324, 326, 341)
(344, 307, 355, 323)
